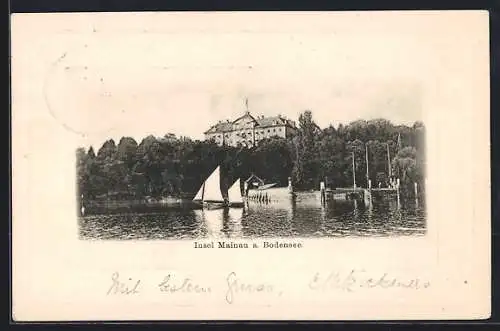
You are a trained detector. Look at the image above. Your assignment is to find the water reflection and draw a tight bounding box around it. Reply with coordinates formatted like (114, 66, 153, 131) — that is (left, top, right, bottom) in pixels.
(226, 207, 244, 238)
(353, 199, 359, 220)
(79, 194, 426, 240)
(193, 208, 225, 239)
(243, 197, 296, 237)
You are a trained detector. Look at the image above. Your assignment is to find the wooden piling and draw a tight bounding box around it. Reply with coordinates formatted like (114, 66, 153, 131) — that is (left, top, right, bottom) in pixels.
(414, 182, 419, 207)
(320, 181, 326, 204)
(352, 152, 357, 189)
(396, 178, 401, 209)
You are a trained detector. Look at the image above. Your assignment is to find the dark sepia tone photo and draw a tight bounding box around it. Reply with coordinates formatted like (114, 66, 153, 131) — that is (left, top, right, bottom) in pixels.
(63, 13, 428, 241)
(76, 101, 426, 240)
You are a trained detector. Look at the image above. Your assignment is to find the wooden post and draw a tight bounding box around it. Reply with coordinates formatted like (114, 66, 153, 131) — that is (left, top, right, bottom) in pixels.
(414, 182, 419, 207)
(396, 178, 401, 209)
(320, 181, 326, 204)
(352, 152, 357, 190)
(386, 143, 392, 178)
(365, 144, 370, 188)
(368, 180, 372, 206)
(80, 194, 85, 216)
(288, 177, 293, 193)
(363, 189, 370, 206)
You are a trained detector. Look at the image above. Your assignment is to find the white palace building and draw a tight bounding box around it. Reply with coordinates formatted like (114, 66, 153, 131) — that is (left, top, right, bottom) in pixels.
(204, 107, 298, 148)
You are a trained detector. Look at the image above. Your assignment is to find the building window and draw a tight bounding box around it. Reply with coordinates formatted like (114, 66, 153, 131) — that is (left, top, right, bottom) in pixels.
(268, 129, 270, 133)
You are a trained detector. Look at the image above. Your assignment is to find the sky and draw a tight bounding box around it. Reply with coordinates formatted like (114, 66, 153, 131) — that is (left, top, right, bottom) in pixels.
(28, 12, 447, 150)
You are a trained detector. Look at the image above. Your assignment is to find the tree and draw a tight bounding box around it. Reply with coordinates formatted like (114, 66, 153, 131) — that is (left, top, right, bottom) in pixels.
(252, 137, 294, 185)
(294, 110, 322, 189)
(97, 139, 117, 160)
(87, 146, 96, 159)
(345, 139, 366, 187)
(366, 139, 389, 185)
(392, 147, 420, 184)
(75, 112, 426, 200)
(290, 135, 303, 187)
(316, 126, 346, 188)
(117, 137, 138, 166)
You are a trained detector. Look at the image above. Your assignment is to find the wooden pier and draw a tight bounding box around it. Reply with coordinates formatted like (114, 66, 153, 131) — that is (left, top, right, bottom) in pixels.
(321, 185, 399, 205)
(246, 187, 294, 203)
(244, 176, 295, 203)
(325, 188, 366, 200)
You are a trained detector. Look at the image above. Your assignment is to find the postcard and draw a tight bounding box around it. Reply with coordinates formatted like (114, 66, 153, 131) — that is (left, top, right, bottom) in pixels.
(11, 11, 490, 321)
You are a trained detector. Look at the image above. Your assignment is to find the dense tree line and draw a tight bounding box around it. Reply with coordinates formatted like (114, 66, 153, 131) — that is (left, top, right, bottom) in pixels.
(76, 111, 425, 200)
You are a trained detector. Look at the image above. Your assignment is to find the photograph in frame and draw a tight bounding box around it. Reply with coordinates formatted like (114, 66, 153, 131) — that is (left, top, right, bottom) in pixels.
(11, 10, 491, 321)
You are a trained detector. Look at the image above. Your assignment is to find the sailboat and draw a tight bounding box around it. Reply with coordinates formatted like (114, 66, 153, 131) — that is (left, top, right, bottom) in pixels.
(228, 178, 244, 208)
(193, 166, 227, 210)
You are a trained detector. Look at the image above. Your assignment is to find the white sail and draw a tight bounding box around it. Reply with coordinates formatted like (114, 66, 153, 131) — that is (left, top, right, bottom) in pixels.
(228, 178, 243, 204)
(202, 166, 224, 202)
(193, 182, 205, 201)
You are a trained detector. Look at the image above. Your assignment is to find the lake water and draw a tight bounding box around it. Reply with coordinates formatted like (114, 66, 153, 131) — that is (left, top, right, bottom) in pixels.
(78, 193, 426, 240)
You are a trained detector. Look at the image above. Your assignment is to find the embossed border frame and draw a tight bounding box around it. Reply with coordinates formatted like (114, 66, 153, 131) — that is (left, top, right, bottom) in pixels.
(8, 0, 497, 328)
